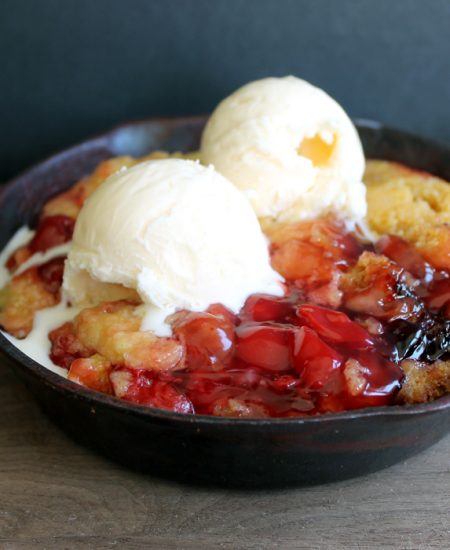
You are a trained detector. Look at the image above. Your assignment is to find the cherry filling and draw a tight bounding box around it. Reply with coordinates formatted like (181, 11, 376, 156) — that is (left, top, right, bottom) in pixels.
(46, 219, 450, 417)
(29, 215, 75, 254)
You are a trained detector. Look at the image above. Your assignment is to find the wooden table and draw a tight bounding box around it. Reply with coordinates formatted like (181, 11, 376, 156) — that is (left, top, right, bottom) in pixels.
(0, 361, 448, 550)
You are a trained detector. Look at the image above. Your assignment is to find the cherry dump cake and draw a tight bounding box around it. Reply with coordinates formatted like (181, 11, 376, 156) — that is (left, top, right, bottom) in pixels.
(1, 76, 450, 418)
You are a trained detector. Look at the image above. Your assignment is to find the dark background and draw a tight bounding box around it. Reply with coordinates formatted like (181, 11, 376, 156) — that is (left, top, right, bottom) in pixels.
(1, 0, 449, 182)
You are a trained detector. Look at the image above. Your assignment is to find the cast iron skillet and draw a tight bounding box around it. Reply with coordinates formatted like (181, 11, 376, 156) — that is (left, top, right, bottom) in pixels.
(0, 117, 449, 488)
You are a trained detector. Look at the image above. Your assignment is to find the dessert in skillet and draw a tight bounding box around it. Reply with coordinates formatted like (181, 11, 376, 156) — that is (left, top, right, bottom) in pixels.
(1, 76, 450, 417)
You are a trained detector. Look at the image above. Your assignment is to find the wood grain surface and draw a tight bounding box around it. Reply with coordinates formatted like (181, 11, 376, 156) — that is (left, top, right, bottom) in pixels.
(0, 361, 448, 550)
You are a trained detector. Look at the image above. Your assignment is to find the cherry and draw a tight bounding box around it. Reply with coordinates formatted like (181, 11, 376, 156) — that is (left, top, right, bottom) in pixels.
(241, 291, 299, 323)
(173, 311, 234, 369)
(207, 303, 238, 324)
(270, 374, 299, 393)
(309, 217, 362, 259)
(235, 323, 294, 372)
(292, 327, 344, 390)
(29, 215, 75, 254)
(376, 235, 434, 283)
(112, 368, 194, 413)
(296, 304, 375, 350)
(68, 355, 113, 394)
(345, 351, 403, 407)
(270, 218, 361, 288)
(271, 240, 334, 283)
(38, 256, 65, 294)
(227, 365, 263, 390)
(145, 379, 194, 413)
(45, 211, 442, 417)
(208, 396, 271, 418)
(49, 322, 92, 369)
(425, 278, 450, 312)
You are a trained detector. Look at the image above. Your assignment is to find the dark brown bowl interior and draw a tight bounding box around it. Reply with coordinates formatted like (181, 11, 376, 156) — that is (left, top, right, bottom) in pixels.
(0, 117, 449, 488)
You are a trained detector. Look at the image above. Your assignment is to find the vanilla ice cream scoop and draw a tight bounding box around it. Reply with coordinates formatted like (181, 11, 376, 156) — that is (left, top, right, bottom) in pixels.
(200, 76, 366, 225)
(63, 159, 283, 334)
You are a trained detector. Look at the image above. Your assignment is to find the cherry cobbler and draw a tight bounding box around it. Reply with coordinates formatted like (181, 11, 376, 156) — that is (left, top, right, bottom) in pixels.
(1, 154, 450, 417)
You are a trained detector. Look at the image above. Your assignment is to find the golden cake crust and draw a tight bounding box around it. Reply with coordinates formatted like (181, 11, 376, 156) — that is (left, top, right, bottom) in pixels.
(364, 160, 450, 269)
